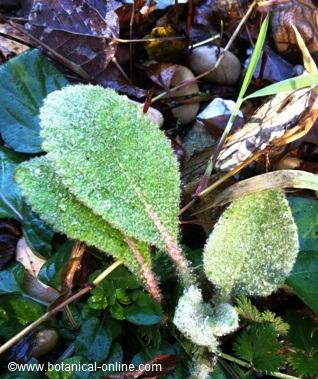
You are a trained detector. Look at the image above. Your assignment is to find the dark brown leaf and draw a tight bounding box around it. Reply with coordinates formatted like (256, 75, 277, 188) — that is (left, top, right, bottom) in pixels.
(270, 0, 318, 56)
(26, 0, 119, 78)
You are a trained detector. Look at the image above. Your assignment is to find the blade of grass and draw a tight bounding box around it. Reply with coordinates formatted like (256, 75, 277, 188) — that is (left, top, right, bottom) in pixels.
(194, 14, 269, 196)
(243, 73, 318, 100)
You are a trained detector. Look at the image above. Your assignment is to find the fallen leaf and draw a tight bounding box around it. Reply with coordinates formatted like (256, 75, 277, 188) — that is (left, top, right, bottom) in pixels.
(25, 0, 119, 79)
(15, 238, 46, 277)
(0, 22, 29, 61)
(271, 0, 318, 56)
(215, 87, 318, 171)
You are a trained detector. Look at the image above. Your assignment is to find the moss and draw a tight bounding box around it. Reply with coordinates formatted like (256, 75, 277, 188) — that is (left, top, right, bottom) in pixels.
(15, 157, 152, 277)
(40, 85, 180, 250)
(203, 190, 299, 298)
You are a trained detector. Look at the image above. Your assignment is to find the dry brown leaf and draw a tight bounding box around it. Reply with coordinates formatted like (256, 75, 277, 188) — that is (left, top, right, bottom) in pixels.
(215, 87, 318, 171)
(271, 0, 318, 55)
(0, 22, 29, 60)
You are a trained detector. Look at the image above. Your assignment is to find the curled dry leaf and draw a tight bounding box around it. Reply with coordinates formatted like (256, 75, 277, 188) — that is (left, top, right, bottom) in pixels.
(215, 87, 318, 171)
(196, 170, 318, 211)
(25, 0, 119, 78)
(271, 0, 318, 55)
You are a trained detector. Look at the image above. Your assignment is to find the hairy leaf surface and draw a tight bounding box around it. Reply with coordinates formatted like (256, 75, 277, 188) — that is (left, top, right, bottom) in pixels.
(40, 85, 180, 249)
(15, 157, 151, 277)
(204, 190, 299, 297)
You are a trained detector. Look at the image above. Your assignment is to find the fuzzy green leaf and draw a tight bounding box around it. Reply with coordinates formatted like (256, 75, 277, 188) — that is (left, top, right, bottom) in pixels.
(233, 324, 284, 372)
(40, 85, 180, 249)
(0, 49, 68, 153)
(15, 156, 152, 277)
(203, 190, 299, 297)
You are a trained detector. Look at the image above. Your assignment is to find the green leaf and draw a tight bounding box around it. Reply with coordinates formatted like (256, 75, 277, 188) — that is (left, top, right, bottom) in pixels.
(124, 290, 163, 325)
(0, 146, 26, 219)
(285, 313, 318, 353)
(204, 190, 299, 297)
(288, 353, 318, 378)
(0, 146, 53, 255)
(15, 156, 152, 277)
(0, 294, 44, 326)
(110, 302, 125, 320)
(75, 317, 112, 363)
(45, 356, 86, 379)
(233, 324, 284, 372)
(0, 263, 25, 295)
(235, 296, 289, 335)
(286, 251, 318, 314)
(40, 85, 180, 250)
(244, 73, 318, 100)
(0, 49, 68, 153)
(22, 206, 54, 257)
(38, 241, 73, 289)
(288, 197, 318, 251)
(87, 272, 116, 310)
(285, 313, 318, 377)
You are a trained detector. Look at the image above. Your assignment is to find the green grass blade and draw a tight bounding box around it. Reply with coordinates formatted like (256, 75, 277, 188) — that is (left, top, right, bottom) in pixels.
(244, 73, 318, 100)
(238, 14, 269, 100)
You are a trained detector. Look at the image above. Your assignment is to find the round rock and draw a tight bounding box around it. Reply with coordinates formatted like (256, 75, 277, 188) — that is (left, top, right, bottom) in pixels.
(189, 45, 241, 85)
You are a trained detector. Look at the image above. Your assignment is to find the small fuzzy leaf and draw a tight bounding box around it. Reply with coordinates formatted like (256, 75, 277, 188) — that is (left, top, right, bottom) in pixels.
(203, 190, 299, 297)
(15, 156, 152, 277)
(40, 85, 180, 250)
(0, 49, 68, 153)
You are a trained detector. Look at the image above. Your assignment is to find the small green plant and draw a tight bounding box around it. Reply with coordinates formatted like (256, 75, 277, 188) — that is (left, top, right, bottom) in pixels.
(203, 190, 299, 298)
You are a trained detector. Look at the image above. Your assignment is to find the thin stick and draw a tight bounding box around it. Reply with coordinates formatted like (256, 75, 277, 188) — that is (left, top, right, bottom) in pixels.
(0, 260, 123, 355)
(220, 353, 300, 379)
(151, 0, 257, 104)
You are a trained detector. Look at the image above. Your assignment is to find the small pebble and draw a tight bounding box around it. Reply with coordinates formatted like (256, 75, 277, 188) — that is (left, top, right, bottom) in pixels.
(188, 45, 241, 85)
(167, 65, 200, 124)
(31, 329, 59, 357)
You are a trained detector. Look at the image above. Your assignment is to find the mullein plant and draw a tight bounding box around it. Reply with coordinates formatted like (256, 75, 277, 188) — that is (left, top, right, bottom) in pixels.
(15, 85, 300, 373)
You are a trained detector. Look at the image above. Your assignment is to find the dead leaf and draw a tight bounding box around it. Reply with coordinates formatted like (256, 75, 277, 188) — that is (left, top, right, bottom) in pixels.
(16, 238, 46, 277)
(0, 22, 29, 60)
(15, 238, 60, 303)
(215, 87, 318, 171)
(25, 0, 119, 79)
(271, 0, 318, 56)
